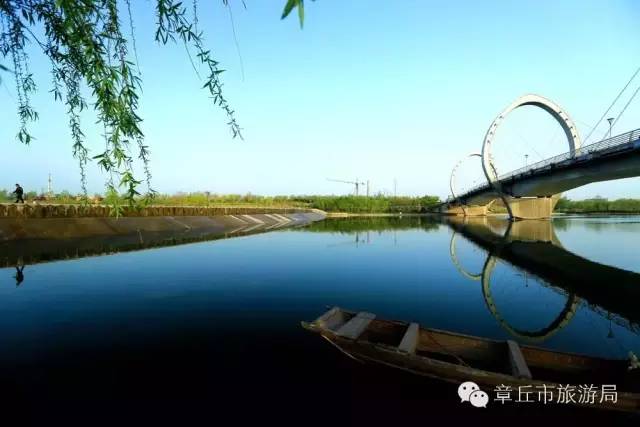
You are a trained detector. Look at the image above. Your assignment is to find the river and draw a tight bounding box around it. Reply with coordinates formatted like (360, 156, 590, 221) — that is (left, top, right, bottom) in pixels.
(1, 215, 638, 424)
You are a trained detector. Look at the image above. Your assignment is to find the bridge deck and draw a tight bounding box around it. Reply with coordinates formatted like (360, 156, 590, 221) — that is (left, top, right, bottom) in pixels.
(453, 128, 640, 203)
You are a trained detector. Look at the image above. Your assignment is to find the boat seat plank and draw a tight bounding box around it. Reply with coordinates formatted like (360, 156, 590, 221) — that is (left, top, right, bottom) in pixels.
(316, 307, 345, 331)
(398, 323, 420, 354)
(335, 312, 376, 339)
(507, 340, 532, 379)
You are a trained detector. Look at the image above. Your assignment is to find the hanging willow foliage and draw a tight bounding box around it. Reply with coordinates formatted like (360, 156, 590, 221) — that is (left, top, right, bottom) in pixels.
(0, 0, 308, 206)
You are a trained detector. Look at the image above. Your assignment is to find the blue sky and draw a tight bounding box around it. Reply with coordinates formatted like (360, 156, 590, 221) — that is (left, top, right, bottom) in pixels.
(1, 0, 640, 199)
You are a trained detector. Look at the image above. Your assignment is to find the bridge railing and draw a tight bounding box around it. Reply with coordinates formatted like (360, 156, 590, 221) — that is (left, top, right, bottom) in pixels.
(458, 128, 640, 197)
(498, 128, 640, 181)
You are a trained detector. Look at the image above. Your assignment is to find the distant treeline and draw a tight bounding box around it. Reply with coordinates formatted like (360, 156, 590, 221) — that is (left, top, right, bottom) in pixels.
(144, 194, 442, 212)
(556, 197, 640, 213)
(5, 188, 640, 214)
(293, 195, 441, 213)
(485, 196, 640, 214)
(0, 189, 440, 213)
(153, 193, 301, 207)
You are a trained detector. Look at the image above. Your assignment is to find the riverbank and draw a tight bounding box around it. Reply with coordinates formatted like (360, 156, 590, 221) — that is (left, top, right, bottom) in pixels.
(0, 202, 317, 219)
(326, 212, 436, 218)
(0, 207, 326, 267)
(0, 193, 442, 214)
(554, 210, 640, 215)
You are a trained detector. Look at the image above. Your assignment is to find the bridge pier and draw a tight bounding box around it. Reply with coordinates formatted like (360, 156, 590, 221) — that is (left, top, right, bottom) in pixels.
(508, 197, 555, 220)
(443, 204, 489, 216)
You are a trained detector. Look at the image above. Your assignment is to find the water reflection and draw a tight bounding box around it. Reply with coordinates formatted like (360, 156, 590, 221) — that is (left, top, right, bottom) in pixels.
(326, 231, 371, 248)
(0, 215, 317, 268)
(309, 215, 640, 346)
(2, 214, 639, 349)
(1, 215, 638, 424)
(449, 232, 482, 281)
(309, 216, 439, 249)
(306, 216, 439, 233)
(13, 263, 25, 287)
(445, 216, 640, 341)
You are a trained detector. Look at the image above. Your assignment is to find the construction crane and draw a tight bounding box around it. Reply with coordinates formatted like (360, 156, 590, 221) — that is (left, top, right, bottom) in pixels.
(47, 172, 53, 199)
(327, 178, 367, 196)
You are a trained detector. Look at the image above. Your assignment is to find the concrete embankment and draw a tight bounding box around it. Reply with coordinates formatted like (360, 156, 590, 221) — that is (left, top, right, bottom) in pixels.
(0, 204, 326, 267)
(0, 203, 315, 219)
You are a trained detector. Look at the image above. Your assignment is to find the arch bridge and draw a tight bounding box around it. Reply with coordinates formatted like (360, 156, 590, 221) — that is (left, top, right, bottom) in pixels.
(439, 94, 640, 219)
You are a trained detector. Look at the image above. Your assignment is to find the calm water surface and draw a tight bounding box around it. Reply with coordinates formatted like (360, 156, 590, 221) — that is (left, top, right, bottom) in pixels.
(1, 216, 639, 424)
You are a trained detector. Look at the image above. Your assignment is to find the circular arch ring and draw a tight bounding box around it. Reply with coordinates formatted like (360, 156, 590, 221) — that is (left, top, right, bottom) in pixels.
(449, 231, 484, 282)
(481, 255, 580, 343)
(450, 152, 482, 203)
(480, 94, 582, 217)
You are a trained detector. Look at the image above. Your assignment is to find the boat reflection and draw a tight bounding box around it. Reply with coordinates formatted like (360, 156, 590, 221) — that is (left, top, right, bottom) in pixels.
(446, 216, 640, 342)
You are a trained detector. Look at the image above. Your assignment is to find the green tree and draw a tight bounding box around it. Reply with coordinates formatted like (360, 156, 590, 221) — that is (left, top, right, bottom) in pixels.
(0, 0, 310, 206)
(555, 196, 571, 210)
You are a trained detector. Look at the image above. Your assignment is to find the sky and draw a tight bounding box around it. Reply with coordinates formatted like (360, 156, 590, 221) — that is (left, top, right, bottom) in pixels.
(1, 0, 640, 200)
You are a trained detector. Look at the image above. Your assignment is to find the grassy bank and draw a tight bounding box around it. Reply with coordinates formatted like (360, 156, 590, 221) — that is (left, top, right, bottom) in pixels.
(150, 194, 441, 213)
(484, 196, 640, 215)
(556, 197, 640, 214)
(5, 189, 640, 215)
(0, 190, 441, 213)
(292, 195, 440, 213)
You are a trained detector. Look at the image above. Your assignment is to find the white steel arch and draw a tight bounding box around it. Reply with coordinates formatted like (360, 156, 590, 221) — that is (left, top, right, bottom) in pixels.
(450, 152, 482, 202)
(480, 94, 582, 218)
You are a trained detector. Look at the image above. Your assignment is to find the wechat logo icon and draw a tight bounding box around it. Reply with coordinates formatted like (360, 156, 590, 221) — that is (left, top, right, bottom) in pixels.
(458, 381, 489, 408)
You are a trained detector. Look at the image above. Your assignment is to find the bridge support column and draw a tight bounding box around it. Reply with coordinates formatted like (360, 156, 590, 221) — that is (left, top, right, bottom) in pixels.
(508, 197, 555, 220)
(443, 204, 489, 216)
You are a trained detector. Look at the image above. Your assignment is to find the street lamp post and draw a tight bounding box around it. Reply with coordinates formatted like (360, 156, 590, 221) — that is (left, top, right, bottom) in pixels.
(524, 154, 529, 168)
(607, 117, 615, 139)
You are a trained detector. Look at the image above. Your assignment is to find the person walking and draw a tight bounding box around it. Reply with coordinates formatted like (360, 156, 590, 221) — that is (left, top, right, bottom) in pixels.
(12, 183, 24, 203)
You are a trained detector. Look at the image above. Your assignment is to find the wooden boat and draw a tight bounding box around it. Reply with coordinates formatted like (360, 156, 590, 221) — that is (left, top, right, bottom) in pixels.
(302, 307, 640, 413)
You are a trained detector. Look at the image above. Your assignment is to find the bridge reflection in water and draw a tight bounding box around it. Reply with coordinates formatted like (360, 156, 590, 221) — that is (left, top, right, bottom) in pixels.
(446, 216, 640, 343)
